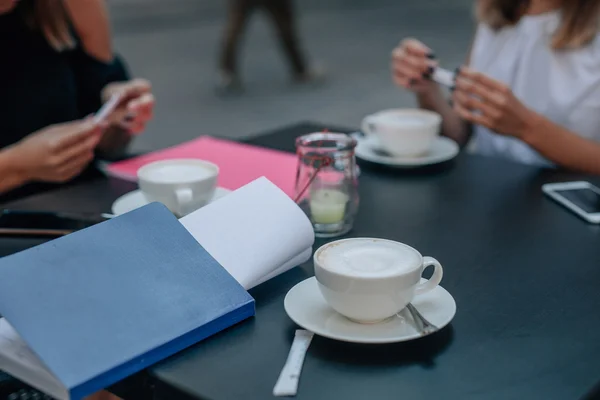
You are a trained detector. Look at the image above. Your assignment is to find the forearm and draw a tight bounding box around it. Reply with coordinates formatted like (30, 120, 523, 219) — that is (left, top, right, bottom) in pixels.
(0, 147, 27, 194)
(523, 113, 600, 175)
(63, 0, 113, 62)
(417, 87, 471, 146)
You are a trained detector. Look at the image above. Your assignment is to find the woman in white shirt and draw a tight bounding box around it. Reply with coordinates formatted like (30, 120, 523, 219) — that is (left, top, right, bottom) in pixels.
(391, 0, 600, 174)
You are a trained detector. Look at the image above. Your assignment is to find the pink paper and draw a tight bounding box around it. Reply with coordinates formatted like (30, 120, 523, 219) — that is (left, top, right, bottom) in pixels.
(107, 136, 298, 197)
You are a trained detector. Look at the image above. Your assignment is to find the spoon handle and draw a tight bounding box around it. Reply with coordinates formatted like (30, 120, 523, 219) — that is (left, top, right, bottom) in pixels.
(406, 303, 438, 335)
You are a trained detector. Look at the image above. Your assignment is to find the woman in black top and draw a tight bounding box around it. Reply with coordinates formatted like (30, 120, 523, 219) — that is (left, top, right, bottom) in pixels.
(0, 0, 154, 203)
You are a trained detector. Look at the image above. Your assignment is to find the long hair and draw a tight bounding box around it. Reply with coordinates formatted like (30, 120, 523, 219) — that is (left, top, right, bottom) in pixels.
(476, 0, 600, 49)
(19, 0, 76, 52)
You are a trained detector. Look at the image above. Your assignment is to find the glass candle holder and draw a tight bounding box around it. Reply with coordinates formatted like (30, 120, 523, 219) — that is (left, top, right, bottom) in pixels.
(295, 132, 359, 238)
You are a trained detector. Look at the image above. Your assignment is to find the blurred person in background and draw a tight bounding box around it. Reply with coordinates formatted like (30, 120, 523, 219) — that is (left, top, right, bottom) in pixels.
(391, 0, 600, 174)
(0, 0, 154, 203)
(218, 0, 323, 93)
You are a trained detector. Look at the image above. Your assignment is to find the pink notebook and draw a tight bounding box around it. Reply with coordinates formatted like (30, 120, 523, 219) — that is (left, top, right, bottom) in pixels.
(107, 136, 298, 197)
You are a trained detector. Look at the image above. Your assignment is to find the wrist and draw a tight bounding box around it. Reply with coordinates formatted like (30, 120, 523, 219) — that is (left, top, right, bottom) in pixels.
(416, 84, 445, 108)
(0, 145, 29, 190)
(5, 143, 31, 183)
(519, 110, 544, 146)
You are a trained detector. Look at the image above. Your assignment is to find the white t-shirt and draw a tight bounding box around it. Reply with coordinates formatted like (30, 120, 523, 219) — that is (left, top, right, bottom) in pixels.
(469, 11, 600, 167)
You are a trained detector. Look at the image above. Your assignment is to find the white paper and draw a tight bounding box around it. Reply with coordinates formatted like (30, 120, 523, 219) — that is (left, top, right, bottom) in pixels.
(0, 319, 68, 400)
(181, 177, 315, 289)
(252, 248, 312, 288)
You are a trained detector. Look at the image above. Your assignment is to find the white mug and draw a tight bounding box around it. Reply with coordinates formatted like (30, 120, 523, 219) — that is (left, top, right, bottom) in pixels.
(314, 238, 443, 323)
(137, 159, 219, 217)
(361, 109, 442, 157)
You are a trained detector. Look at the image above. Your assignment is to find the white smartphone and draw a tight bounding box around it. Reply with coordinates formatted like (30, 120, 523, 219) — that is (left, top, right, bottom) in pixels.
(431, 67, 455, 88)
(542, 181, 600, 224)
(93, 93, 122, 124)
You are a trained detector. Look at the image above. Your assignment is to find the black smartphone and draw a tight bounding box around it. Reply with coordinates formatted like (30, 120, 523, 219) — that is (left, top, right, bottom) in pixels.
(0, 210, 108, 237)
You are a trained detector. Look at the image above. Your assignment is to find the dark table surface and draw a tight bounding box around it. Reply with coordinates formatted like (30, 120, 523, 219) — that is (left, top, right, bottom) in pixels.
(3, 122, 600, 400)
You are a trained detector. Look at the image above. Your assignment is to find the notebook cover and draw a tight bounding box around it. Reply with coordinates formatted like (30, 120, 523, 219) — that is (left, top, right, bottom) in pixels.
(106, 136, 298, 197)
(0, 203, 255, 399)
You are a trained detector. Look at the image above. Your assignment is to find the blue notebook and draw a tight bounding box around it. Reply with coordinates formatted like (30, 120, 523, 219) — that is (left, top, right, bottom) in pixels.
(0, 203, 255, 400)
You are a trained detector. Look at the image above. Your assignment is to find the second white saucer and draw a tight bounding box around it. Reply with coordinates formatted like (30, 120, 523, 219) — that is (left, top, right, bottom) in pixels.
(354, 135, 459, 168)
(284, 277, 456, 344)
(111, 187, 232, 216)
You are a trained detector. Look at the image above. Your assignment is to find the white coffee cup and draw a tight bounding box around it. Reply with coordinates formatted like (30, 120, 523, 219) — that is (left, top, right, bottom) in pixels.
(361, 109, 442, 157)
(137, 159, 219, 217)
(314, 238, 443, 323)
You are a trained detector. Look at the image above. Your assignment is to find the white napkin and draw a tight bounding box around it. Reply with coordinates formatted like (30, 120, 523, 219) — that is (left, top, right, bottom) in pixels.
(180, 177, 315, 289)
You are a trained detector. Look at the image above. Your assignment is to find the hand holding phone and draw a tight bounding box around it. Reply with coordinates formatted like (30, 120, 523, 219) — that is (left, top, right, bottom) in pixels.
(100, 79, 154, 135)
(392, 39, 457, 92)
(11, 120, 102, 185)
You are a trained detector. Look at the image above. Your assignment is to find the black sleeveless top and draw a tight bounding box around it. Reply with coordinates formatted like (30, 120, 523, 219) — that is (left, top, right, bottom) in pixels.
(0, 8, 130, 203)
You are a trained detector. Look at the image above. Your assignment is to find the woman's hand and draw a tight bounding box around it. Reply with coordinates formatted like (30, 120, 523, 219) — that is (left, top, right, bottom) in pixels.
(101, 78, 155, 135)
(0, 0, 18, 15)
(452, 67, 536, 139)
(391, 39, 472, 145)
(11, 119, 104, 183)
(391, 38, 439, 94)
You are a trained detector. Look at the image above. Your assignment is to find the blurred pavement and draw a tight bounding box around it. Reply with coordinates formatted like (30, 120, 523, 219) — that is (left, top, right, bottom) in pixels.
(108, 0, 474, 152)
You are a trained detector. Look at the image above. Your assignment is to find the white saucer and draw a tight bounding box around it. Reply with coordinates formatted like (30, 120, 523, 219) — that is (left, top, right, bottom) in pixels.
(284, 277, 456, 344)
(354, 135, 459, 168)
(111, 187, 232, 216)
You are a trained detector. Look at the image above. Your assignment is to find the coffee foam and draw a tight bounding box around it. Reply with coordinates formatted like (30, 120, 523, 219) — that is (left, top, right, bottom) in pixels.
(146, 164, 214, 183)
(376, 114, 429, 128)
(317, 239, 421, 278)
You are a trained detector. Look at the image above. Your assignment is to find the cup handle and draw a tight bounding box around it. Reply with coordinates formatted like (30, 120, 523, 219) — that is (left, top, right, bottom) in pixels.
(414, 256, 443, 296)
(175, 188, 194, 206)
(361, 115, 377, 137)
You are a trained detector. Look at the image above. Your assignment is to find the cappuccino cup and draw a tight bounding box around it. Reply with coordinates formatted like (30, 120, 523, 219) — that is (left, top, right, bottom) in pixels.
(314, 238, 443, 323)
(138, 159, 219, 217)
(361, 109, 441, 157)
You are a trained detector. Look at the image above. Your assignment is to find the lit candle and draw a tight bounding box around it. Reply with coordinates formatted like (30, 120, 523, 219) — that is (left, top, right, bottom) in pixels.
(310, 189, 348, 224)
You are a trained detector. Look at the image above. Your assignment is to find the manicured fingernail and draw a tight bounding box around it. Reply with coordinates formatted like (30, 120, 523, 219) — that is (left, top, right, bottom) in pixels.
(409, 78, 417, 86)
(427, 52, 436, 59)
(423, 65, 435, 79)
